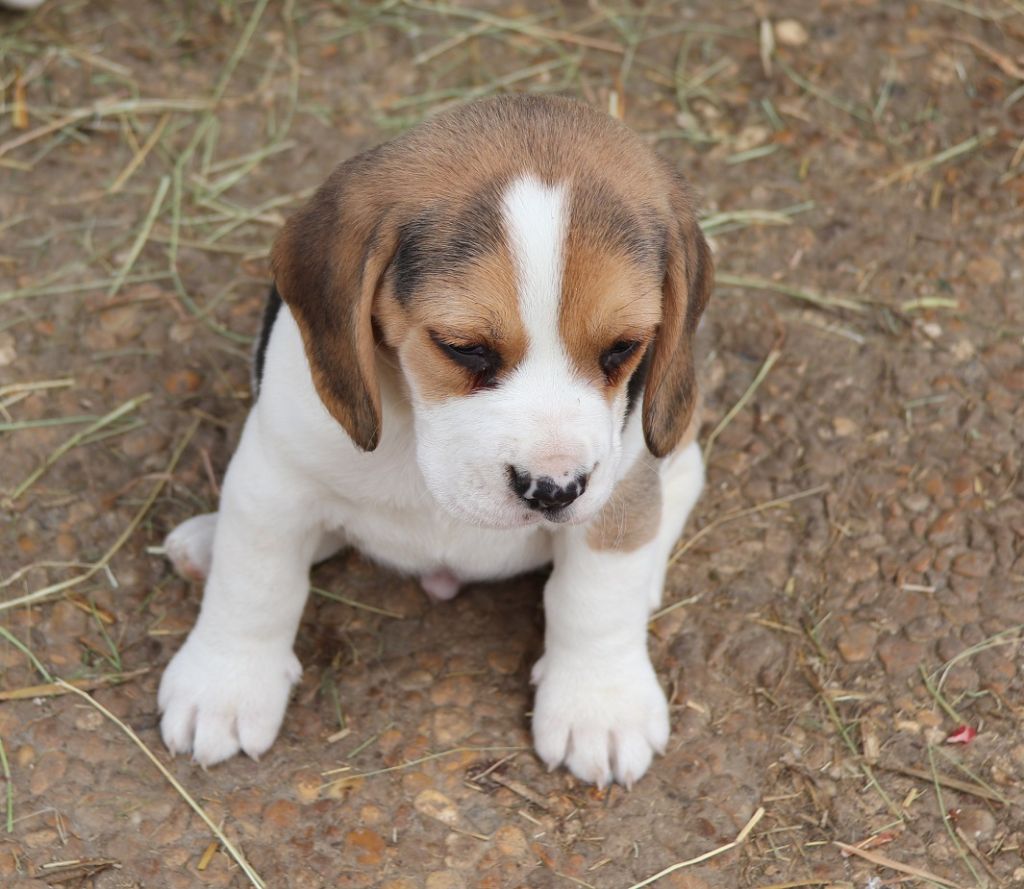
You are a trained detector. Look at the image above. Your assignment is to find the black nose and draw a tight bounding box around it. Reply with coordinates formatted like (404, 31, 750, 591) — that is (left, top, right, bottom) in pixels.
(509, 467, 588, 512)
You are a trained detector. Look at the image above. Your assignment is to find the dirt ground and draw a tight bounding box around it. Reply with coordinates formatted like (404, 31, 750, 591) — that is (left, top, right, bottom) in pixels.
(2, 1, 1023, 887)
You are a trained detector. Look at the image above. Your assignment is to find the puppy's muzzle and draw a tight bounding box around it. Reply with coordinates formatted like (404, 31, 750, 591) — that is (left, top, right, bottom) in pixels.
(508, 465, 589, 514)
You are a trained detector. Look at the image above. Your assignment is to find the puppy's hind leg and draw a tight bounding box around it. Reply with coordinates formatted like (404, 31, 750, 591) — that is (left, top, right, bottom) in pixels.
(165, 514, 344, 584)
(165, 513, 218, 582)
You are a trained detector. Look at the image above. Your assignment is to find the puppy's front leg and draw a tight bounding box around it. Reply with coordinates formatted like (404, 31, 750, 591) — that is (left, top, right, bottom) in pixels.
(159, 414, 321, 766)
(532, 442, 704, 787)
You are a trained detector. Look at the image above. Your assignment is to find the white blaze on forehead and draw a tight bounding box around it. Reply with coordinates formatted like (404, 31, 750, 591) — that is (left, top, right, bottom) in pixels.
(501, 175, 569, 363)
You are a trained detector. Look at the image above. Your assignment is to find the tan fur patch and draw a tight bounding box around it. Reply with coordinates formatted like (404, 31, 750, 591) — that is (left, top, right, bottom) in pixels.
(587, 399, 703, 552)
(382, 250, 525, 402)
(560, 236, 662, 399)
(586, 452, 662, 552)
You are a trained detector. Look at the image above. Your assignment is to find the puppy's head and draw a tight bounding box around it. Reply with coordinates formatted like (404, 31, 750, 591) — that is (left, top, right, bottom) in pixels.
(272, 96, 712, 529)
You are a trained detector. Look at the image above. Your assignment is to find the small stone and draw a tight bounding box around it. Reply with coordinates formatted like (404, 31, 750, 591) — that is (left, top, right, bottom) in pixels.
(360, 804, 386, 825)
(164, 369, 202, 395)
(397, 668, 433, 690)
(169, 322, 195, 343)
(445, 832, 484, 869)
(493, 824, 529, 858)
(950, 339, 975, 362)
(345, 828, 386, 866)
(0, 332, 15, 366)
(262, 799, 299, 832)
(98, 304, 142, 338)
(836, 625, 877, 663)
(425, 871, 465, 889)
(24, 828, 59, 848)
(832, 416, 857, 437)
(774, 19, 809, 46)
(121, 429, 169, 459)
(952, 551, 994, 579)
(907, 549, 932, 573)
(487, 649, 522, 675)
(928, 510, 960, 544)
(293, 769, 321, 804)
(901, 493, 931, 513)
(877, 635, 927, 678)
(966, 256, 1004, 285)
(956, 806, 996, 841)
(845, 554, 879, 583)
(432, 708, 474, 745)
(415, 788, 460, 826)
(429, 676, 474, 707)
(29, 750, 67, 795)
(73, 708, 104, 731)
(734, 124, 771, 153)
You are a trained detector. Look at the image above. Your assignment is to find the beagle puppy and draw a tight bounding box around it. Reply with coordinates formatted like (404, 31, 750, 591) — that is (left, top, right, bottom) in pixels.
(158, 95, 712, 787)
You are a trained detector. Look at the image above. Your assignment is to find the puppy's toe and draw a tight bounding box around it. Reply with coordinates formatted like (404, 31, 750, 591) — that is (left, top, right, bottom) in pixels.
(611, 729, 655, 789)
(193, 711, 241, 767)
(563, 727, 614, 788)
(160, 701, 198, 756)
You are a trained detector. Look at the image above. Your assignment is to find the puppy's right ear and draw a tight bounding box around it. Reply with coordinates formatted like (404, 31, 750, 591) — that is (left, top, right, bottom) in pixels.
(271, 150, 396, 451)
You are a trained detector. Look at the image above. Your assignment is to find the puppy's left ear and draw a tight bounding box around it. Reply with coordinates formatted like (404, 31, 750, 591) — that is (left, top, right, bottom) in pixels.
(271, 153, 397, 451)
(642, 172, 714, 458)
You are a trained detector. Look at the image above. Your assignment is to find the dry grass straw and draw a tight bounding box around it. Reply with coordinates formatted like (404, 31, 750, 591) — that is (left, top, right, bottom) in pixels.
(107, 175, 170, 297)
(716, 273, 869, 314)
(108, 113, 169, 193)
(0, 667, 149, 702)
(0, 97, 213, 159)
(623, 805, 764, 889)
(835, 840, 969, 888)
(310, 585, 405, 619)
(774, 57, 871, 123)
(872, 128, 997, 190)
(700, 202, 814, 237)
(4, 394, 150, 504)
(801, 627, 905, 823)
(56, 679, 266, 888)
(0, 733, 12, 833)
(0, 416, 199, 612)
(0, 271, 173, 305)
(878, 763, 1009, 806)
(934, 625, 1023, 692)
(750, 882, 839, 889)
(703, 343, 782, 462)
(320, 745, 526, 792)
(926, 745, 988, 887)
(403, 1, 625, 54)
(664, 484, 828, 571)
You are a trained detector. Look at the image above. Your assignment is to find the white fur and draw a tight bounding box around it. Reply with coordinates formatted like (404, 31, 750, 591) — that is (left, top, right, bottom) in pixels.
(158, 175, 705, 785)
(503, 176, 568, 375)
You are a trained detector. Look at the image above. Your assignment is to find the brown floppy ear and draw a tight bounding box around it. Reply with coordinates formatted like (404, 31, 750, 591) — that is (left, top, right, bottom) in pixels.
(642, 174, 714, 458)
(270, 151, 396, 451)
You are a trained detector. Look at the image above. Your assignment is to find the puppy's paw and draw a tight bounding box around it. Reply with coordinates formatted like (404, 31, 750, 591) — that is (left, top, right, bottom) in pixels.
(164, 513, 218, 582)
(158, 632, 301, 766)
(530, 655, 669, 788)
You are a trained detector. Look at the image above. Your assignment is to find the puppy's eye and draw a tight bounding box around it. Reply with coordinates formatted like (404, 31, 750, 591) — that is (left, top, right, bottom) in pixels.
(600, 339, 640, 377)
(432, 334, 500, 381)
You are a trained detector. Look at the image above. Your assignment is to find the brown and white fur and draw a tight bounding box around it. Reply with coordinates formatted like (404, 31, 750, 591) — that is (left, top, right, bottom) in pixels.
(158, 96, 713, 788)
